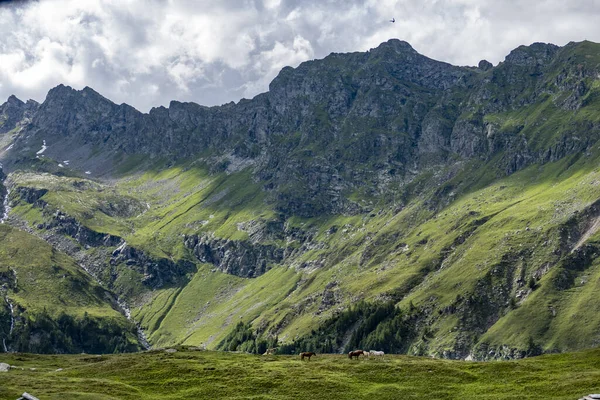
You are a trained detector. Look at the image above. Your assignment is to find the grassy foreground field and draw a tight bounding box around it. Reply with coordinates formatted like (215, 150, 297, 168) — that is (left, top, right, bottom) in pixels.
(1, 348, 599, 399)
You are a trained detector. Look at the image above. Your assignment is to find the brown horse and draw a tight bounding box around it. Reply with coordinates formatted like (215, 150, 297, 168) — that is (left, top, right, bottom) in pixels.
(300, 352, 316, 361)
(348, 350, 365, 360)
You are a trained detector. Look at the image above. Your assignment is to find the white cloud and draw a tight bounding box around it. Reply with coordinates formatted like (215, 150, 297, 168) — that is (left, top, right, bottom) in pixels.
(264, 0, 282, 10)
(242, 35, 314, 98)
(1, 0, 600, 111)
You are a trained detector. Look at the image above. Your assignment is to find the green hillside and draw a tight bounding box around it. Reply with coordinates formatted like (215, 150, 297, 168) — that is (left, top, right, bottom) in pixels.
(0, 224, 140, 353)
(6, 144, 600, 357)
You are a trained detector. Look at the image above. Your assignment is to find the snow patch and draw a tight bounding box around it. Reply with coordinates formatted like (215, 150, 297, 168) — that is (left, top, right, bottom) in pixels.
(115, 241, 127, 253)
(5, 144, 13, 151)
(36, 140, 47, 155)
(58, 164, 64, 168)
(85, 171, 91, 175)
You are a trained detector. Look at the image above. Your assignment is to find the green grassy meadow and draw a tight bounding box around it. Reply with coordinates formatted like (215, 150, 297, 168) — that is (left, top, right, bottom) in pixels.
(1, 348, 600, 399)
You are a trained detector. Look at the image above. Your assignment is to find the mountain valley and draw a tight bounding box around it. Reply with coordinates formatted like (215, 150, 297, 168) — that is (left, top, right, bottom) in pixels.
(2, 39, 600, 359)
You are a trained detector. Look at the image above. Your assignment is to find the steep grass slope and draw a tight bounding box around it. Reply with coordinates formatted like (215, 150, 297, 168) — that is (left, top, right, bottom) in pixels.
(0, 224, 140, 353)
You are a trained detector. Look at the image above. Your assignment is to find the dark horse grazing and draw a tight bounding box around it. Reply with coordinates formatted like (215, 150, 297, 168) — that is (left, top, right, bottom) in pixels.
(348, 350, 365, 360)
(300, 352, 316, 361)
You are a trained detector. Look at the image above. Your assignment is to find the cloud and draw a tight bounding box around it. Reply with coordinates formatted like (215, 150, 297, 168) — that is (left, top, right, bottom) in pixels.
(0, 0, 600, 111)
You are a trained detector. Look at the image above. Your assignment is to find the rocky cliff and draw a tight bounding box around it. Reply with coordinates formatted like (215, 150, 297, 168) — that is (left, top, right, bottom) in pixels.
(6, 40, 598, 218)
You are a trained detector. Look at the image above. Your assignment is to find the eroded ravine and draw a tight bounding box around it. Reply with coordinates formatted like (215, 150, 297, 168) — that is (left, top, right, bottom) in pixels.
(117, 297, 152, 350)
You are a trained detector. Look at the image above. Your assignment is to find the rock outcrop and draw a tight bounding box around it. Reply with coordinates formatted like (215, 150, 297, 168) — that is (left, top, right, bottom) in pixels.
(184, 234, 285, 278)
(110, 244, 195, 288)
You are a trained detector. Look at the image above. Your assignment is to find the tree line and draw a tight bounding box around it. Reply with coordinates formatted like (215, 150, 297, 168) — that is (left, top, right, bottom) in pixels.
(2, 308, 140, 354)
(218, 300, 420, 355)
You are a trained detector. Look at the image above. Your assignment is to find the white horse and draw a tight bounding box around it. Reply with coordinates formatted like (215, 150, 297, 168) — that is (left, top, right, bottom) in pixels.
(263, 347, 277, 355)
(369, 350, 384, 357)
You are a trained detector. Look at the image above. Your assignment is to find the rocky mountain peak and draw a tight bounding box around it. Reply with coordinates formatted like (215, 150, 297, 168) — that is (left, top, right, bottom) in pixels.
(38, 84, 122, 123)
(81, 85, 109, 100)
(0, 94, 38, 134)
(503, 42, 560, 66)
(44, 84, 77, 100)
(43, 84, 109, 106)
(6, 94, 24, 106)
(372, 38, 418, 55)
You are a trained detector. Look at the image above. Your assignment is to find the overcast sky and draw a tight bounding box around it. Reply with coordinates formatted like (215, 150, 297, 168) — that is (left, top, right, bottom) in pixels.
(1, 0, 600, 112)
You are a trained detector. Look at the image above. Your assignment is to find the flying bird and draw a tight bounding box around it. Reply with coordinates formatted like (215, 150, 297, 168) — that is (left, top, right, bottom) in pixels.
(390, 18, 395, 23)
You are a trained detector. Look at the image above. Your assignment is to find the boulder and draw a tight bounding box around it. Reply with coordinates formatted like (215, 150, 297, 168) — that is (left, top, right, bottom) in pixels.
(478, 59, 493, 71)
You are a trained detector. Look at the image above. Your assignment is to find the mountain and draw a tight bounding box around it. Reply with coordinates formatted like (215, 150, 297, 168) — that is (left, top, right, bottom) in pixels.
(2, 39, 600, 359)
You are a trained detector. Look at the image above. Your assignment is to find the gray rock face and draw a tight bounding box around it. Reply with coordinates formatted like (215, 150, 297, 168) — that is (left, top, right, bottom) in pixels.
(503, 42, 559, 67)
(110, 244, 195, 287)
(0, 95, 38, 134)
(183, 219, 317, 278)
(41, 210, 123, 248)
(0, 40, 472, 216)
(14, 186, 48, 206)
(184, 234, 285, 278)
